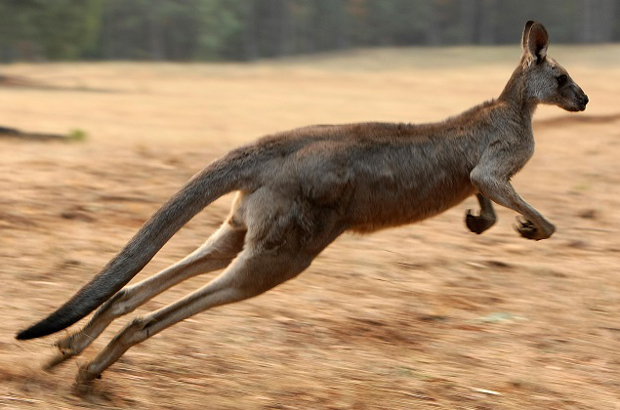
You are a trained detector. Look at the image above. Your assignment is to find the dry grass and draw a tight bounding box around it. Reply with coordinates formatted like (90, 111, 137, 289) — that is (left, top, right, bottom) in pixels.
(1, 46, 620, 409)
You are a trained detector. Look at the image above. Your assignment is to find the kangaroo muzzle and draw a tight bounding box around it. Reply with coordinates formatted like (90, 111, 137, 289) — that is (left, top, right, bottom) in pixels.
(573, 85, 589, 111)
(578, 92, 589, 111)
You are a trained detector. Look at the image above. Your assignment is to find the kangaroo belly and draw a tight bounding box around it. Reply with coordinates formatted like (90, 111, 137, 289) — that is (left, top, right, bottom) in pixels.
(346, 170, 475, 233)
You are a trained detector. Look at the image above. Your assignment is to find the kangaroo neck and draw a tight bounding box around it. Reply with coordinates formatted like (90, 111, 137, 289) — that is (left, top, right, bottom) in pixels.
(498, 66, 538, 123)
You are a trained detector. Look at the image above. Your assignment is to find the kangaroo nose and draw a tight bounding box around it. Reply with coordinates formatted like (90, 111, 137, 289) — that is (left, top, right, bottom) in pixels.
(582, 94, 589, 105)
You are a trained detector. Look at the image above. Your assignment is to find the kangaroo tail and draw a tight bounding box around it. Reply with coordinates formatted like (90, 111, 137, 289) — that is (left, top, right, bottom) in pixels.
(16, 152, 248, 340)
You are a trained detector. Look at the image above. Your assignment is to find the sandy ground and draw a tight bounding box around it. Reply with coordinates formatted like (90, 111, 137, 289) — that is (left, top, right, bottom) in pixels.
(1, 45, 619, 409)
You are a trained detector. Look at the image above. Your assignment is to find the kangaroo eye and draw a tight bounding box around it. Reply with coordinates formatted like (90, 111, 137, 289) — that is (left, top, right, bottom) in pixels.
(557, 75, 568, 86)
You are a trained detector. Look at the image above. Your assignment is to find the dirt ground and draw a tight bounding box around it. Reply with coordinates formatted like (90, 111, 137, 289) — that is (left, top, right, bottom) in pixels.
(1, 45, 619, 409)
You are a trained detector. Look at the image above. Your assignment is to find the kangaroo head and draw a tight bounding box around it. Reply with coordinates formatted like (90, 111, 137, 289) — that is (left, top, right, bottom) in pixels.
(520, 21, 589, 112)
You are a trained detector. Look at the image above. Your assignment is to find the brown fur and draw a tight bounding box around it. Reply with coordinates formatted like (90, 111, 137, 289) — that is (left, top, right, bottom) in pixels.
(16, 21, 588, 387)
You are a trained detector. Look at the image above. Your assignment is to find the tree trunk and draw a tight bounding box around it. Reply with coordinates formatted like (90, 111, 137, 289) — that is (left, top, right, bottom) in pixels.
(580, 0, 616, 42)
(426, 0, 441, 45)
(243, 3, 258, 61)
(478, 0, 497, 44)
(459, 0, 478, 44)
(147, 2, 165, 60)
(276, 0, 293, 56)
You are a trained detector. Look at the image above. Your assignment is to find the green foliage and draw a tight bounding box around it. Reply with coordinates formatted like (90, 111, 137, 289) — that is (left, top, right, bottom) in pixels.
(195, 0, 247, 60)
(0, 0, 102, 60)
(67, 128, 88, 142)
(35, 0, 102, 59)
(360, 0, 433, 45)
(0, 0, 618, 62)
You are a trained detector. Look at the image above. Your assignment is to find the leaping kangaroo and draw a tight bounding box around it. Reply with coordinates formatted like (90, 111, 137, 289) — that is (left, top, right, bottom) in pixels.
(17, 21, 588, 385)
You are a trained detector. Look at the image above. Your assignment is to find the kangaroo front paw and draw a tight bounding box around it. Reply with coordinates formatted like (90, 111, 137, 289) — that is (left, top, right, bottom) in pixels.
(465, 209, 495, 234)
(514, 217, 555, 240)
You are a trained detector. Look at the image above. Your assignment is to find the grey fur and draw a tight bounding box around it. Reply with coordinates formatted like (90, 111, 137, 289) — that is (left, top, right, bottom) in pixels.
(16, 21, 588, 385)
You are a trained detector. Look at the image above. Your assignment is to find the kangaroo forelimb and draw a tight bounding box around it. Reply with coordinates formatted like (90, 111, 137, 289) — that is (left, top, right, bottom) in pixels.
(465, 193, 497, 234)
(470, 169, 555, 240)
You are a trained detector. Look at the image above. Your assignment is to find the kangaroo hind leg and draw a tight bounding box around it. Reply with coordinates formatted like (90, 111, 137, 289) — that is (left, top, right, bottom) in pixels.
(47, 220, 246, 370)
(75, 245, 313, 385)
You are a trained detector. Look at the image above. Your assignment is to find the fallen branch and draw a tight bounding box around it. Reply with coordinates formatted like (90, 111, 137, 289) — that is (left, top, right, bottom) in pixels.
(0, 126, 75, 142)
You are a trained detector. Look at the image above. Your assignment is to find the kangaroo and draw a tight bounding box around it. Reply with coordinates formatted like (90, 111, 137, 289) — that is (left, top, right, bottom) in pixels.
(17, 21, 588, 385)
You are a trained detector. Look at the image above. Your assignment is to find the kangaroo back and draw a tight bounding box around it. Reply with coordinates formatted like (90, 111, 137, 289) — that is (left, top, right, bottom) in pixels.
(16, 152, 248, 340)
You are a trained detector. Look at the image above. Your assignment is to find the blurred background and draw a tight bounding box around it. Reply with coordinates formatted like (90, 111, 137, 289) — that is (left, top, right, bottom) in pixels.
(1, 1, 620, 409)
(0, 0, 618, 63)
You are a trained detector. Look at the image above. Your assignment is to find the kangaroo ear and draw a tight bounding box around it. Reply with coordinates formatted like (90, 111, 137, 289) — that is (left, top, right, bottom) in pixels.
(521, 20, 535, 50)
(523, 21, 549, 64)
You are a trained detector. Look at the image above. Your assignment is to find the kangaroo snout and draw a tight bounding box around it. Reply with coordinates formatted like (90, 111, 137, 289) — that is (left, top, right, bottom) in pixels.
(578, 93, 589, 111)
(573, 84, 589, 111)
(563, 85, 589, 112)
